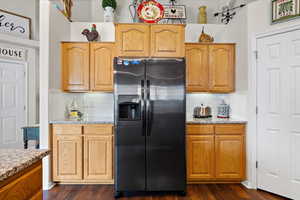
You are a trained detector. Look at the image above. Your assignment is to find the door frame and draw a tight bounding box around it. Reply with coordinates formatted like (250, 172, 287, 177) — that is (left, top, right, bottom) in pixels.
(0, 58, 29, 127)
(248, 24, 300, 189)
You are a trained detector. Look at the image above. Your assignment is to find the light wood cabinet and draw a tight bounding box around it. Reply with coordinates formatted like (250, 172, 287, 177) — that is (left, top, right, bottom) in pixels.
(62, 43, 90, 92)
(116, 24, 185, 57)
(187, 135, 215, 180)
(209, 44, 235, 93)
(116, 24, 150, 57)
(185, 43, 235, 93)
(150, 25, 185, 57)
(61, 42, 115, 92)
(90, 43, 115, 91)
(186, 123, 245, 183)
(52, 124, 114, 184)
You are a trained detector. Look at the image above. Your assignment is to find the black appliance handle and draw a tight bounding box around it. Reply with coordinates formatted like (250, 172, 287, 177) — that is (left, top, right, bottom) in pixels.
(141, 80, 146, 136)
(146, 80, 152, 136)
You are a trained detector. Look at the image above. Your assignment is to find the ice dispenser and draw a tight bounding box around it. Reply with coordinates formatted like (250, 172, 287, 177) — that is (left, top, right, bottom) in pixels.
(118, 95, 141, 121)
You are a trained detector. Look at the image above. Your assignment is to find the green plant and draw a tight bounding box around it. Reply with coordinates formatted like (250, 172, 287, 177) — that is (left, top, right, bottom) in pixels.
(102, 0, 117, 10)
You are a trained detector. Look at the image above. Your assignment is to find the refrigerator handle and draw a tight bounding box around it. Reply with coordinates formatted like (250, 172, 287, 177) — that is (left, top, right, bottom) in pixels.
(146, 80, 152, 136)
(141, 80, 146, 136)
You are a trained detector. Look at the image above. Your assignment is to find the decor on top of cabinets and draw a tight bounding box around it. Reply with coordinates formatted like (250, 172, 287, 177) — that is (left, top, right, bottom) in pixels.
(129, 0, 143, 23)
(161, 0, 186, 24)
(102, 0, 117, 22)
(199, 27, 214, 43)
(198, 6, 207, 24)
(272, 0, 300, 24)
(62, 0, 73, 21)
(137, 0, 165, 23)
(214, 0, 246, 24)
(82, 24, 100, 42)
(0, 9, 31, 39)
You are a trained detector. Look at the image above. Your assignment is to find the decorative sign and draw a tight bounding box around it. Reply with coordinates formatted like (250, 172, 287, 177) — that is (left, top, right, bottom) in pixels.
(0, 9, 31, 39)
(0, 46, 27, 61)
(137, 0, 164, 23)
(163, 5, 186, 19)
(272, 0, 300, 23)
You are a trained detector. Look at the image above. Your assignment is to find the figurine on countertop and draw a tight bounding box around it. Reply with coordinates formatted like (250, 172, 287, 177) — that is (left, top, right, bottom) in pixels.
(82, 24, 100, 42)
(199, 26, 214, 43)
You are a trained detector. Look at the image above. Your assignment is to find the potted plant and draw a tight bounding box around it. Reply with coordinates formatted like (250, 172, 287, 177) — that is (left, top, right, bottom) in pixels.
(102, 0, 117, 22)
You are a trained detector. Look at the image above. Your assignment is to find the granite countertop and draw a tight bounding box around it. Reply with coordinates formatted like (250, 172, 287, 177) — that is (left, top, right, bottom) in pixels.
(49, 119, 114, 124)
(186, 117, 247, 124)
(0, 149, 50, 182)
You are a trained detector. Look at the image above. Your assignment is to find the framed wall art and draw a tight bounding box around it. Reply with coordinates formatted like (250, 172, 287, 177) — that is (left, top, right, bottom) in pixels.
(272, 0, 300, 24)
(0, 9, 32, 39)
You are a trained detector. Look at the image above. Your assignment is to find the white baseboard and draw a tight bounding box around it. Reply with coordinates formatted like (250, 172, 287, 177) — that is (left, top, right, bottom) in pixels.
(242, 180, 255, 189)
(44, 182, 56, 191)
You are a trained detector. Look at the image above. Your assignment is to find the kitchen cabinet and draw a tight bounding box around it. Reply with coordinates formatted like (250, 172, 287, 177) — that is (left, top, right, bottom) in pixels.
(90, 43, 115, 91)
(62, 43, 90, 92)
(61, 42, 115, 92)
(115, 24, 185, 57)
(185, 43, 235, 93)
(186, 123, 245, 183)
(52, 124, 114, 184)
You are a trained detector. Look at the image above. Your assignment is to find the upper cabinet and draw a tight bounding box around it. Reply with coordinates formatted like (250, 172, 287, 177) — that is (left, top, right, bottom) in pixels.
(185, 43, 235, 93)
(62, 43, 90, 92)
(116, 24, 185, 58)
(150, 25, 185, 57)
(61, 42, 114, 92)
(116, 24, 150, 57)
(90, 43, 115, 91)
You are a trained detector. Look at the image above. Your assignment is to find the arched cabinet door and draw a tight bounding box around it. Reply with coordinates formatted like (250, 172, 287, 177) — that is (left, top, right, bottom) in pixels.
(90, 43, 115, 92)
(62, 42, 90, 92)
(116, 24, 150, 57)
(150, 25, 185, 57)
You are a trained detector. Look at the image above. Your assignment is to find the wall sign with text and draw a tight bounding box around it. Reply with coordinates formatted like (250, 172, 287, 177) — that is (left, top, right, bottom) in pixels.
(0, 46, 27, 61)
(272, 0, 300, 23)
(0, 9, 31, 39)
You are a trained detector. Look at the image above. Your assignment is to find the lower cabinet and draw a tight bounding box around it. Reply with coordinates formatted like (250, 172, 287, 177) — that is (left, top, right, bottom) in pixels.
(186, 124, 246, 183)
(52, 124, 114, 184)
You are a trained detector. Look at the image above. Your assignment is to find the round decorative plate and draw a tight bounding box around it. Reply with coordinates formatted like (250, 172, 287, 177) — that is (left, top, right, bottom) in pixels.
(137, 0, 164, 23)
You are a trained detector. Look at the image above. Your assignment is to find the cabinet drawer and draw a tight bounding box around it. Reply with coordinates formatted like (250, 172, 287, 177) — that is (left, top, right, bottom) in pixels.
(83, 124, 113, 135)
(215, 124, 245, 135)
(53, 125, 82, 135)
(186, 125, 214, 135)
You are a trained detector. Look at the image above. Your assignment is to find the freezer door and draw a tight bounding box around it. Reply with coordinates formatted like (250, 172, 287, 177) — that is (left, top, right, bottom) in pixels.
(114, 58, 147, 191)
(145, 59, 186, 191)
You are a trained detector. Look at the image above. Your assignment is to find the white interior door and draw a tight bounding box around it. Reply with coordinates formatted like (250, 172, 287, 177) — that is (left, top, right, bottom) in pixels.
(0, 60, 26, 148)
(257, 29, 300, 200)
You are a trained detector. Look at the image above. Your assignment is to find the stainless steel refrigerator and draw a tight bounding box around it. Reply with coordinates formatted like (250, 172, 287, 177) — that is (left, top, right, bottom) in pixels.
(114, 58, 186, 198)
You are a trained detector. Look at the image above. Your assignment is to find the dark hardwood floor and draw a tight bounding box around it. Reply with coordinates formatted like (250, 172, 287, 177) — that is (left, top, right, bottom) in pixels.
(44, 184, 289, 200)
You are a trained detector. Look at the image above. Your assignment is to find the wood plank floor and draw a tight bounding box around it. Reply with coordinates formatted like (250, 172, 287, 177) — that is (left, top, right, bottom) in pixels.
(44, 184, 290, 200)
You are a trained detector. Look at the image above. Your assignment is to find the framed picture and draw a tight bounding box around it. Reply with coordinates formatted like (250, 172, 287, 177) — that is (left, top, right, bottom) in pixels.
(163, 5, 186, 19)
(0, 9, 32, 39)
(272, 0, 300, 24)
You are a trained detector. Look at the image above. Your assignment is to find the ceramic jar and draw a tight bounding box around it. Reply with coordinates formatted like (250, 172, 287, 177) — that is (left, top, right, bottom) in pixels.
(104, 6, 115, 22)
(198, 6, 207, 24)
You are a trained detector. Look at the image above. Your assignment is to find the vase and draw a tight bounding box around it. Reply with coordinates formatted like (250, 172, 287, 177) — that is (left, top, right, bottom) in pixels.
(198, 6, 207, 24)
(104, 6, 114, 22)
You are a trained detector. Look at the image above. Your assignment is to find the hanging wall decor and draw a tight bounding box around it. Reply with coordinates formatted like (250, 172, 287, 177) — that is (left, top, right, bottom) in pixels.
(0, 9, 31, 39)
(162, 0, 186, 24)
(272, 0, 300, 23)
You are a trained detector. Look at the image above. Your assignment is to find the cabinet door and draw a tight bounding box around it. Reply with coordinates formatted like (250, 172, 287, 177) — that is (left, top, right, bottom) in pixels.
(84, 135, 113, 181)
(209, 44, 235, 93)
(186, 44, 209, 92)
(116, 24, 150, 57)
(90, 43, 115, 92)
(215, 135, 245, 180)
(53, 135, 83, 181)
(62, 43, 90, 91)
(150, 25, 185, 57)
(187, 135, 215, 181)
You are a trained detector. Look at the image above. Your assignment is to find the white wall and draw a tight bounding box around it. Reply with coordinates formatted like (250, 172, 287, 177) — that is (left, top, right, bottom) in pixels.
(0, 0, 40, 40)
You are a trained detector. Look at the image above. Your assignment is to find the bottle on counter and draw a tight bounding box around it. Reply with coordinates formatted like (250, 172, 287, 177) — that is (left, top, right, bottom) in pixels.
(68, 99, 83, 120)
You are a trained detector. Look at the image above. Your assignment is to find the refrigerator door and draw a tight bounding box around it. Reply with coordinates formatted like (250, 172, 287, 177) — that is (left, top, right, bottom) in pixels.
(114, 58, 147, 191)
(145, 59, 186, 191)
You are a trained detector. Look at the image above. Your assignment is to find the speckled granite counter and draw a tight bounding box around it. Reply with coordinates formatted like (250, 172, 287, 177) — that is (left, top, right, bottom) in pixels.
(186, 117, 247, 124)
(49, 120, 114, 124)
(0, 149, 50, 182)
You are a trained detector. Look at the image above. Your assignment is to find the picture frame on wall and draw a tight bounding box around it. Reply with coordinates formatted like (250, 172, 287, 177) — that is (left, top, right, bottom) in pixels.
(0, 9, 32, 39)
(272, 0, 300, 24)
